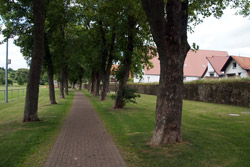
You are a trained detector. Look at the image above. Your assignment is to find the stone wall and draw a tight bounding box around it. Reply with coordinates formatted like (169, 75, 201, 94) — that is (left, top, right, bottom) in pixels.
(84, 82, 250, 108)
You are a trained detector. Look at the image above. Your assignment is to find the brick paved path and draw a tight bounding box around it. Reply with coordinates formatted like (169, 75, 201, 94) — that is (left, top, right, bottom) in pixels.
(44, 92, 126, 167)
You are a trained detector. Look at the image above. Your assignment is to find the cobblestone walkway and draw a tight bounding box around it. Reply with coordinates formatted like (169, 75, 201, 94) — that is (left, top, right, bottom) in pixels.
(44, 92, 126, 167)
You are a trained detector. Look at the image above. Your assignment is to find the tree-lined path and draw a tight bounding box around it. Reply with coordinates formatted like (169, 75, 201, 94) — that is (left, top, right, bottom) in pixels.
(44, 92, 126, 167)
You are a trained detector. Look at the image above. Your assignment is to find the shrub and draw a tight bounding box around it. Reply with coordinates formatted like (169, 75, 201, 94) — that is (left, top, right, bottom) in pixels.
(112, 86, 141, 107)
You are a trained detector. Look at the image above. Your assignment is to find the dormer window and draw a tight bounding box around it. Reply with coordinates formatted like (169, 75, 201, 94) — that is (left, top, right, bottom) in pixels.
(233, 62, 237, 69)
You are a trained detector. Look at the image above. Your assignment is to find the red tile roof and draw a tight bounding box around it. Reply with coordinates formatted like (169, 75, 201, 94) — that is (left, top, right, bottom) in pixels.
(144, 49, 229, 77)
(144, 54, 160, 75)
(206, 56, 230, 75)
(231, 56, 250, 70)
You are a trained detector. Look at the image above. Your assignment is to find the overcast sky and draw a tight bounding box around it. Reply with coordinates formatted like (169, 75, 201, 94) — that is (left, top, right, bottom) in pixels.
(0, 7, 250, 70)
(188, 8, 250, 57)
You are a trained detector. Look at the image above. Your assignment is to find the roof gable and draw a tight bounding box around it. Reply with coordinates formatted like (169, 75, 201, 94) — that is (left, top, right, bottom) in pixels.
(231, 56, 250, 70)
(206, 56, 230, 75)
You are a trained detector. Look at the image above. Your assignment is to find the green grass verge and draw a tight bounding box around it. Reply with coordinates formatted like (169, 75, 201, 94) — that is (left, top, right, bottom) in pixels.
(82, 89, 250, 167)
(0, 88, 26, 102)
(0, 88, 74, 167)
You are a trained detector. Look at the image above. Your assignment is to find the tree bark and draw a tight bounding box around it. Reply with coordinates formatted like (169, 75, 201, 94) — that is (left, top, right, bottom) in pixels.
(64, 67, 69, 95)
(88, 79, 91, 92)
(93, 72, 100, 96)
(100, 28, 115, 101)
(79, 78, 82, 90)
(91, 71, 95, 94)
(113, 15, 135, 109)
(60, 68, 65, 98)
(23, 0, 44, 122)
(44, 33, 57, 104)
(78, 67, 83, 90)
(141, 0, 190, 145)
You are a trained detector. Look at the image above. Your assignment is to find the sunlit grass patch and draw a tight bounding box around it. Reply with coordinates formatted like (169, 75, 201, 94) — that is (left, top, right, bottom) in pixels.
(83, 89, 250, 167)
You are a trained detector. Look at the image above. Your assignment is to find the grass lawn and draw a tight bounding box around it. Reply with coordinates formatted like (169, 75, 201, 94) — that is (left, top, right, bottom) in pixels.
(0, 88, 74, 167)
(82, 90, 250, 167)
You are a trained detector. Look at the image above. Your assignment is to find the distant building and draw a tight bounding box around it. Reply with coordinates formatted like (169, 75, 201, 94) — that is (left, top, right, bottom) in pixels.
(134, 49, 229, 83)
(110, 65, 119, 82)
(204, 56, 230, 78)
(222, 56, 250, 78)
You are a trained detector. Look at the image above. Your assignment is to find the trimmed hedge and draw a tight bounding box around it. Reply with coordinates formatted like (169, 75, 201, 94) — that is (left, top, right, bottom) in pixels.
(84, 80, 250, 108)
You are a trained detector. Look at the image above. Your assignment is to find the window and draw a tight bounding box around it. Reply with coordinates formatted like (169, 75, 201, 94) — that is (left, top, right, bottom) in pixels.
(233, 62, 237, 69)
(210, 73, 214, 77)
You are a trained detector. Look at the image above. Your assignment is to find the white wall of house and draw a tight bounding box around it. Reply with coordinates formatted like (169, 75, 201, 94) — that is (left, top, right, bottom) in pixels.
(183, 76, 200, 82)
(204, 62, 219, 77)
(225, 60, 249, 78)
(134, 74, 160, 83)
(134, 75, 201, 83)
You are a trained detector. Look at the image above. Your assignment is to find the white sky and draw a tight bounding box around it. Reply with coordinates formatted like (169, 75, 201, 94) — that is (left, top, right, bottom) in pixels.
(188, 8, 250, 57)
(0, 36, 29, 70)
(0, 8, 250, 70)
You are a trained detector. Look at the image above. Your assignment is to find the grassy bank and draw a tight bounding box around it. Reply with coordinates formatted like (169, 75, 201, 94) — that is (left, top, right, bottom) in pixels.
(82, 90, 250, 167)
(0, 88, 74, 167)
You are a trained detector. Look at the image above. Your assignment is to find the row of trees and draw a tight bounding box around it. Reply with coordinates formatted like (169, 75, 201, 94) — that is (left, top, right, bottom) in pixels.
(0, 0, 249, 146)
(0, 67, 29, 85)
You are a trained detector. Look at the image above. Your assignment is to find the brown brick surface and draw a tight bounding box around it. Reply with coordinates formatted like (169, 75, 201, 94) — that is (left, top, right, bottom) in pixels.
(44, 92, 126, 167)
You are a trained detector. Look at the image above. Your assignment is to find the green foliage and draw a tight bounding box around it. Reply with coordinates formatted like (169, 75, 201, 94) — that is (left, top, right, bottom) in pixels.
(83, 90, 250, 167)
(39, 72, 48, 85)
(17, 76, 24, 85)
(112, 86, 141, 105)
(15, 68, 29, 83)
(0, 68, 17, 85)
(231, 0, 250, 17)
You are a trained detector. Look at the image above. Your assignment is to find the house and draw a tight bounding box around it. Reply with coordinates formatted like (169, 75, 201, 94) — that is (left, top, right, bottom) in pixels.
(134, 49, 229, 83)
(133, 55, 160, 83)
(204, 56, 230, 78)
(221, 56, 250, 78)
(110, 64, 133, 82)
(110, 65, 119, 82)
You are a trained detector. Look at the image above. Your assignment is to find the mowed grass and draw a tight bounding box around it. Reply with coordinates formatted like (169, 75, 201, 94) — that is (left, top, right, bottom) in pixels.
(0, 88, 26, 102)
(0, 88, 74, 167)
(82, 90, 250, 167)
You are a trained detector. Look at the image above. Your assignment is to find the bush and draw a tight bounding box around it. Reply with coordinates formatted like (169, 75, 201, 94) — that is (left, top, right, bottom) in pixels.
(112, 86, 141, 107)
(17, 76, 24, 85)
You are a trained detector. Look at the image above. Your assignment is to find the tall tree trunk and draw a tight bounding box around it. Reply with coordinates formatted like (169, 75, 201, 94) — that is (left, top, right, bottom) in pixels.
(100, 27, 115, 101)
(73, 81, 76, 90)
(64, 67, 69, 95)
(93, 72, 100, 96)
(23, 0, 44, 122)
(60, 68, 65, 98)
(44, 33, 57, 104)
(113, 16, 135, 109)
(100, 73, 110, 100)
(91, 72, 95, 94)
(88, 79, 91, 92)
(141, 0, 190, 145)
(78, 67, 83, 90)
(79, 78, 82, 90)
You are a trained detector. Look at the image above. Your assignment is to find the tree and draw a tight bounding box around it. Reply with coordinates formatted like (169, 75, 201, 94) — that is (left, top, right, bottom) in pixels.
(113, 0, 153, 109)
(141, 0, 245, 145)
(17, 76, 24, 85)
(23, 0, 45, 122)
(15, 68, 29, 83)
